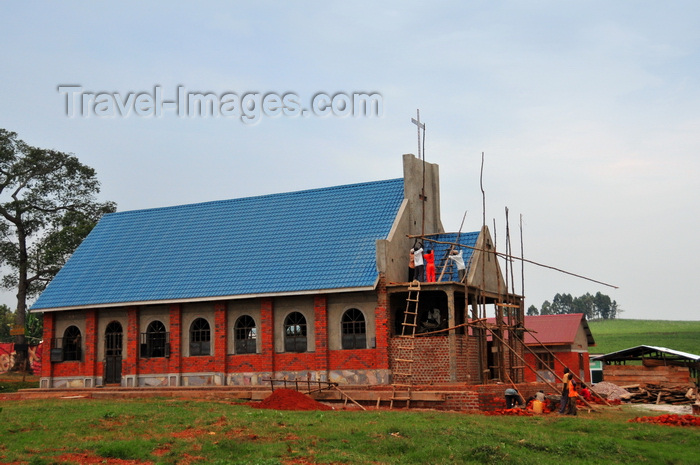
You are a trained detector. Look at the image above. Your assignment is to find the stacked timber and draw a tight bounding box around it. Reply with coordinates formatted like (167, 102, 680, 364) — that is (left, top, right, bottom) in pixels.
(621, 384, 696, 405)
(600, 364, 691, 386)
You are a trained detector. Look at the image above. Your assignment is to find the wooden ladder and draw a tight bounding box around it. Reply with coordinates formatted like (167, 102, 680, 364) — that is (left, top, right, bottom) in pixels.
(436, 251, 455, 282)
(391, 281, 420, 408)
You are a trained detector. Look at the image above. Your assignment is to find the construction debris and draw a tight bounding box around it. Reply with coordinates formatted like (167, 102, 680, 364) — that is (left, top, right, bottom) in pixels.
(593, 381, 697, 406)
(483, 408, 534, 417)
(629, 414, 700, 427)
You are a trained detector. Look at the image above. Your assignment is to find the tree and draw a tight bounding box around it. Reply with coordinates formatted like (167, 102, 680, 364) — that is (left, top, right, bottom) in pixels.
(540, 300, 552, 315)
(534, 291, 619, 319)
(0, 303, 13, 342)
(0, 129, 116, 368)
(572, 292, 595, 319)
(550, 293, 573, 315)
(527, 304, 539, 316)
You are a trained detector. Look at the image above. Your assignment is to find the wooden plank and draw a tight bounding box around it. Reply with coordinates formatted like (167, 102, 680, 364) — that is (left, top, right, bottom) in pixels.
(314, 390, 446, 402)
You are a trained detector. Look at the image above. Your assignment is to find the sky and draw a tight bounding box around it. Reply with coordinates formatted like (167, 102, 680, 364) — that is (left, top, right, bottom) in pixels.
(1, 2, 698, 321)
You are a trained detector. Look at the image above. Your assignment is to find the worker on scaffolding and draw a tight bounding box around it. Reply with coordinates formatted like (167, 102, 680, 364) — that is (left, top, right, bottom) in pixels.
(448, 248, 466, 282)
(411, 242, 424, 282)
(424, 249, 435, 282)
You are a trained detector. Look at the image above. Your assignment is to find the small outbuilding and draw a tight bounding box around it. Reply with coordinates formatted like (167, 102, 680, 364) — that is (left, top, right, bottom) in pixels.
(521, 313, 595, 384)
(592, 345, 700, 387)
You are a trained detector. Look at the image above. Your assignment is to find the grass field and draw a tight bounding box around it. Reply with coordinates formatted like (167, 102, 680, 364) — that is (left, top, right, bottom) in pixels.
(587, 319, 700, 355)
(0, 397, 698, 465)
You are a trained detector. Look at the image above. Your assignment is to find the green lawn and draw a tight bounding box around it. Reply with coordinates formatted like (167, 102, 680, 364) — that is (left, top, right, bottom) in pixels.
(588, 319, 700, 355)
(0, 397, 698, 465)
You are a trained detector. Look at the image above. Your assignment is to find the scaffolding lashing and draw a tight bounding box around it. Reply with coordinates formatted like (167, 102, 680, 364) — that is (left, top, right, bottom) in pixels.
(391, 281, 420, 408)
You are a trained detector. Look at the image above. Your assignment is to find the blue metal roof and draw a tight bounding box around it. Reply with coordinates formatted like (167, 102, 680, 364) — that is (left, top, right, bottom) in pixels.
(31, 178, 405, 310)
(425, 232, 479, 281)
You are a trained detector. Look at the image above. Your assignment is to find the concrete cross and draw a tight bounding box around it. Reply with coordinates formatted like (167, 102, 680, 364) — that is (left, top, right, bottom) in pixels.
(411, 109, 425, 160)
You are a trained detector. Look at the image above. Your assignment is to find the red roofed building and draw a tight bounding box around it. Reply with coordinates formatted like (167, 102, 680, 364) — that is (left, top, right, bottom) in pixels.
(521, 313, 595, 383)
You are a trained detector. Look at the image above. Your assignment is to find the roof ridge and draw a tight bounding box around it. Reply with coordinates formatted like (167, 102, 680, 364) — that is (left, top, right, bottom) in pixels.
(105, 177, 404, 217)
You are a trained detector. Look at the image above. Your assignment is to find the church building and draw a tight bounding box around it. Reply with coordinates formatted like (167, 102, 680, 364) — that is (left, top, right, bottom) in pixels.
(32, 154, 524, 390)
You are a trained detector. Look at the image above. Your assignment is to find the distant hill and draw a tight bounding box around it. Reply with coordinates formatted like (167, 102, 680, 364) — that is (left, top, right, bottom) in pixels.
(587, 319, 700, 356)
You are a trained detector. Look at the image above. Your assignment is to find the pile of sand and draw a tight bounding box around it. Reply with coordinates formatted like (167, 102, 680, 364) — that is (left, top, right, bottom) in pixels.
(592, 381, 632, 401)
(248, 388, 333, 411)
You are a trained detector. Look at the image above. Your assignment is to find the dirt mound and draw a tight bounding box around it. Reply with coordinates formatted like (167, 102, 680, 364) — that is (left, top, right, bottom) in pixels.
(592, 381, 631, 401)
(249, 388, 333, 411)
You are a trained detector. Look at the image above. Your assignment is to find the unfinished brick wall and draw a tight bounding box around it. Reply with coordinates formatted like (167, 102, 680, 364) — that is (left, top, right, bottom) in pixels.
(476, 383, 552, 411)
(387, 333, 516, 386)
(388, 336, 452, 384)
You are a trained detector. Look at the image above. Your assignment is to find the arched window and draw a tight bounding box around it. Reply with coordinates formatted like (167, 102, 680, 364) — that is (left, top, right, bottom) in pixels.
(284, 312, 307, 353)
(341, 308, 366, 349)
(189, 318, 211, 356)
(63, 325, 82, 361)
(141, 320, 168, 358)
(234, 315, 257, 354)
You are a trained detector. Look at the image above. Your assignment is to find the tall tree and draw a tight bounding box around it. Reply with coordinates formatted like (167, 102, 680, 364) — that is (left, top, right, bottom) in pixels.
(593, 291, 620, 320)
(0, 303, 13, 342)
(540, 300, 552, 315)
(0, 129, 115, 367)
(550, 293, 574, 315)
(535, 291, 619, 319)
(526, 304, 539, 316)
(572, 292, 595, 319)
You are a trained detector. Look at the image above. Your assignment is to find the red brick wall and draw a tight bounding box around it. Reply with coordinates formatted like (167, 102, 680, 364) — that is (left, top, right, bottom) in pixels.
(139, 357, 169, 375)
(455, 335, 471, 382)
(387, 334, 477, 384)
(260, 298, 274, 372)
(85, 310, 97, 378)
(124, 307, 139, 377)
(329, 349, 376, 370)
(41, 312, 54, 378)
(465, 335, 481, 383)
(50, 287, 535, 388)
(214, 303, 227, 373)
(435, 392, 480, 411)
(226, 353, 267, 372)
(476, 383, 552, 411)
(388, 337, 451, 384)
(373, 275, 390, 369)
(182, 355, 216, 373)
(314, 295, 329, 373)
(274, 353, 317, 372)
(168, 304, 182, 375)
(51, 361, 81, 377)
(523, 350, 591, 383)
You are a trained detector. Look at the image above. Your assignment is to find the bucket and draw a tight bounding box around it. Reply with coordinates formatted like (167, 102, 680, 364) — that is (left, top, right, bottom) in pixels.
(533, 400, 544, 414)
